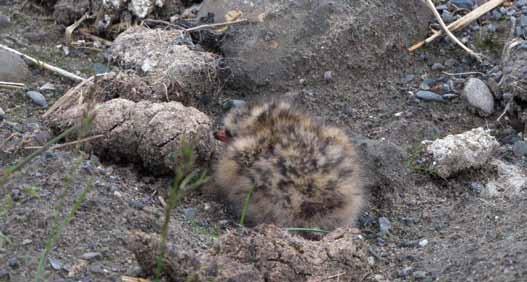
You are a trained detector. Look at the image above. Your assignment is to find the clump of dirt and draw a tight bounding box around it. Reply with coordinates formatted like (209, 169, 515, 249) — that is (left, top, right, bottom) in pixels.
(129, 225, 374, 282)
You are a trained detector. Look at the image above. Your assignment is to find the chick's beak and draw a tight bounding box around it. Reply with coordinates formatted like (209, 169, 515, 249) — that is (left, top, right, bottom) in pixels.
(214, 129, 230, 143)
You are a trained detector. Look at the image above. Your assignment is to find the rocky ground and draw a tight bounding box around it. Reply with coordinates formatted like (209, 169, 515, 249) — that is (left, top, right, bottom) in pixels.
(0, 0, 527, 281)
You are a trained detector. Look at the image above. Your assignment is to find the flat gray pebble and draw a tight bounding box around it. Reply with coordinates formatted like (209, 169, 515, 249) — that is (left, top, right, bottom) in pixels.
(416, 90, 446, 103)
(0, 15, 10, 28)
(413, 271, 427, 279)
(378, 217, 392, 235)
(512, 141, 527, 157)
(0, 49, 30, 82)
(431, 63, 445, 71)
(26, 91, 48, 108)
(7, 257, 18, 269)
(48, 257, 63, 270)
(80, 252, 102, 261)
(450, 0, 474, 9)
(462, 78, 494, 116)
(324, 71, 333, 82)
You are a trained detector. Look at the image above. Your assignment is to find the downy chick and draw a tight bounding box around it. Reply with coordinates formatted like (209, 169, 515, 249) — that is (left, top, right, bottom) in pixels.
(213, 100, 365, 230)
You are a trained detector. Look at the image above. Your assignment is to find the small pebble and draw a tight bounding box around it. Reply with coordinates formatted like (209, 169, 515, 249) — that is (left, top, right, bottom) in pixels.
(503, 92, 514, 101)
(402, 74, 415, 84)
(378, 217, 392, 235)
(39, 82, 56, 91)
(128, 200, 145, 210)
(183, 207, 197, 219)
(431, 63, 445, 71)
(512, 141, 527, 157)
(420, 79, 435, 90)
(0, 106, 5, 121)
(26, 91, 48, 108)
(48, 257, 63, 270)
(324, 71, 333, 83)
(80, 252, 102, 261)
(442, 93, 458, 100)
(93, 63, 111, 75)
(469, 182, 483, 194)
(521, 15, 527, 27)
(0, 269, 9, 280)
(398, 267, 413, 278)
(416, 90, 446, 103)
(418, 239, 429, 247)
(462, 78, 494, 116)
(413, 271, 427, 279)
(0, 15, 10, 28)
(450, 0, 474, 10)
(8, 257, 18, 269)
(444, 58, 457, 67)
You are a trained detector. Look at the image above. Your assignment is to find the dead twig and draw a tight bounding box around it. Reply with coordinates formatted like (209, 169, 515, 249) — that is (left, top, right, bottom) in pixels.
(424, 0, 484, 62)
(184, 19, 248, 32)
(497, 100, 512, 122)
(24, 134, 104, 150)
(0, 81, 25, 89)
(65, 13, 90, 46)
(78, 28, 113, 46)
(0, 44, 86, 82)
(42, 76, 95, 119)
(409, 0, 506, 52)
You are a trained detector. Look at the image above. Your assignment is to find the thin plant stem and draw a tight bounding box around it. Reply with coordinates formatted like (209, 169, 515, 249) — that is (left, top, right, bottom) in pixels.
(239, 186, 256, 226)
(34, 178, 93, 282)
(286, 227, 330, 234)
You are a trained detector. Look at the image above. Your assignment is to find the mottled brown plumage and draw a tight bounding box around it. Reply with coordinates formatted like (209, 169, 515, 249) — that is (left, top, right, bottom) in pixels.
(213, 100, 365, 230)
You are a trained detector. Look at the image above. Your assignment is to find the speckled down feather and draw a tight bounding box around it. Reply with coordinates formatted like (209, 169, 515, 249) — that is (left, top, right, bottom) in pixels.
(213, 100, 365, 230)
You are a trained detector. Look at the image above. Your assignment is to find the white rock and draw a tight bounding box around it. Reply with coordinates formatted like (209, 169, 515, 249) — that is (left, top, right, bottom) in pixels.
(463, 78, 495, 116)
(483, 160, 527, 198)
(427, 127, 499, 178)
(0, 106, 5, 120)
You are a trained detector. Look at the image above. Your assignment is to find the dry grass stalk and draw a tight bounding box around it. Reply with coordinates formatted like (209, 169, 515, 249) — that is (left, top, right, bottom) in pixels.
(424, 0, 484, 62)
(0, 44, 86, 82)
(409, 0, 506, 51)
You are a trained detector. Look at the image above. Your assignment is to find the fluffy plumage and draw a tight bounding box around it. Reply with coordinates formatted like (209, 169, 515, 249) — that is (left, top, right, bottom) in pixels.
(213, 100, 365, 230)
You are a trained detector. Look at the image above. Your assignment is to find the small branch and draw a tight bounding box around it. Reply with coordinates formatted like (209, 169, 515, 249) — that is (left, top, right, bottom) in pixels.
(184, 19, 248, 32)
(65, 13, 89, 46)
(0, 44, 86, 82)
(409, 0, 506, 51)
(424, 0, 483, 62)
(497, 100, 512, 122)
(0, 81, 25, 89)
(24, 134, 104, 150)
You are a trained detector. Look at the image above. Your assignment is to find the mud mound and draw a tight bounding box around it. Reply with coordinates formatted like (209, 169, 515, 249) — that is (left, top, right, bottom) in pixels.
(109, 26, 222, 108)
(129, 225, 374, 282)
(197, 0, 431, 91)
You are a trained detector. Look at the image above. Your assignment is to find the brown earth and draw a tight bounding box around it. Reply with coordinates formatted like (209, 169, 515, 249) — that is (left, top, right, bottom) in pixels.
(0, 0, 526, 282)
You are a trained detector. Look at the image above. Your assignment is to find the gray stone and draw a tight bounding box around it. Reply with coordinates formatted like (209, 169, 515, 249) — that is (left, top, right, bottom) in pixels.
(0, 14, 10, 28)
(0, 107, 4, 121)
(431, 63, 445, 71)
(512, 141, 527, 157)
(462, 78, 494, 116)
(323, 71, 333, 83)
(48, 257, 63, 270)
(80, 252, 102, 261)
(0, 49, 30, 83)
(444, 58, 457, 67)
(378, 217, 392, 235)
(416, 90, 446, 103)
(426, 127, 499, 178)
(521, 15, 527, 27)
(450, 0, 474, 9)
(483, 160, 527, 197)
(7, 257, 18, 269)
(26, 91, 48, 108)
(413, 271, 427, 279)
